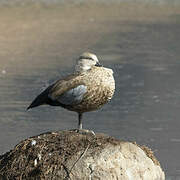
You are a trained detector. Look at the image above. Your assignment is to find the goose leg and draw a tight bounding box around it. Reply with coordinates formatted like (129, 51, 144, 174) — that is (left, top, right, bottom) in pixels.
(78, 113, 83, 130)
(76, 113, 95, 135)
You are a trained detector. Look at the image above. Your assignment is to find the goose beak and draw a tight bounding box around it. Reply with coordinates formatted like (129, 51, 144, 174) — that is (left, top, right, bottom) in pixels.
(95, 62, 103, 67)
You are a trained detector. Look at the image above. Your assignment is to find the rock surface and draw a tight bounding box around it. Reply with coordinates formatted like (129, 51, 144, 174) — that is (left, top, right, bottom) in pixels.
(0, 130, 165, 180)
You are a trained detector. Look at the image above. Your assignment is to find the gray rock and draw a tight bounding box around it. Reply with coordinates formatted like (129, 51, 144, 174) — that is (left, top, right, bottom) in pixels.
(0, 130, 165, 180)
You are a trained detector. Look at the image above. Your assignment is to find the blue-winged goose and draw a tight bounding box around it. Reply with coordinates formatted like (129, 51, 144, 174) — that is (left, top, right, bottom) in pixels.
(27, 52, 115, 130)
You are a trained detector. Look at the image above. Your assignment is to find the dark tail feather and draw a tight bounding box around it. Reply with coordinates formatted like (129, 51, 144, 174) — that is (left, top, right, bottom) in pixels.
(27, 97, 44, 110)
(27, 86, 52, 110)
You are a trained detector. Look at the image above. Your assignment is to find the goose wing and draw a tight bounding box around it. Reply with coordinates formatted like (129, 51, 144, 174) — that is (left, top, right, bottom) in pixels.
(27, 74, 87, 109)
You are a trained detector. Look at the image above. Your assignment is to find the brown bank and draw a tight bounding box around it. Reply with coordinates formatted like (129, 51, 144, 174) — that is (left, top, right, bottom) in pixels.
(0, 130, 165, 180)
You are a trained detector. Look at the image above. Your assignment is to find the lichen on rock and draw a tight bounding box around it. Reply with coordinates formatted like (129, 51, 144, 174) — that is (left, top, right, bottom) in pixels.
(0, 130, 165, 180)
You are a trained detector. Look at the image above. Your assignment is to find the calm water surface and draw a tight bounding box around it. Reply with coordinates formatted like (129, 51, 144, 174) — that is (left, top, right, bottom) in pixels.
(0, 8, 180, 180)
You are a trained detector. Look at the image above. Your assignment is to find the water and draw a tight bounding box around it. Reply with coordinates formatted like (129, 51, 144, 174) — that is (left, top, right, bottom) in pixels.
(0, 2, 180, 179)
(0, 0, 180, 6)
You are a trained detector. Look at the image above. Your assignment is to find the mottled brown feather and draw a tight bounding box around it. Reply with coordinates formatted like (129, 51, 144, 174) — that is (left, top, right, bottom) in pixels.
(48, 66, 115, 113)
(49, 73, 85, 100)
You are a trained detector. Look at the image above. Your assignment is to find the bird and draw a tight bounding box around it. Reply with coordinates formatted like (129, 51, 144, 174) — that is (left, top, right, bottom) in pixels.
(27, 52, 115, 130)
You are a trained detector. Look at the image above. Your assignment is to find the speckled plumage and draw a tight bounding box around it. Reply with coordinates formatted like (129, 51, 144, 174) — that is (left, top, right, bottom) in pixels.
(27, 52, 115, 130)
(48, 66, 115, 113)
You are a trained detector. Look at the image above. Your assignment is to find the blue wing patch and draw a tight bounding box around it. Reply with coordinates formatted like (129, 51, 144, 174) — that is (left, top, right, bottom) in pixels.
(57, 85, 87, 105)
